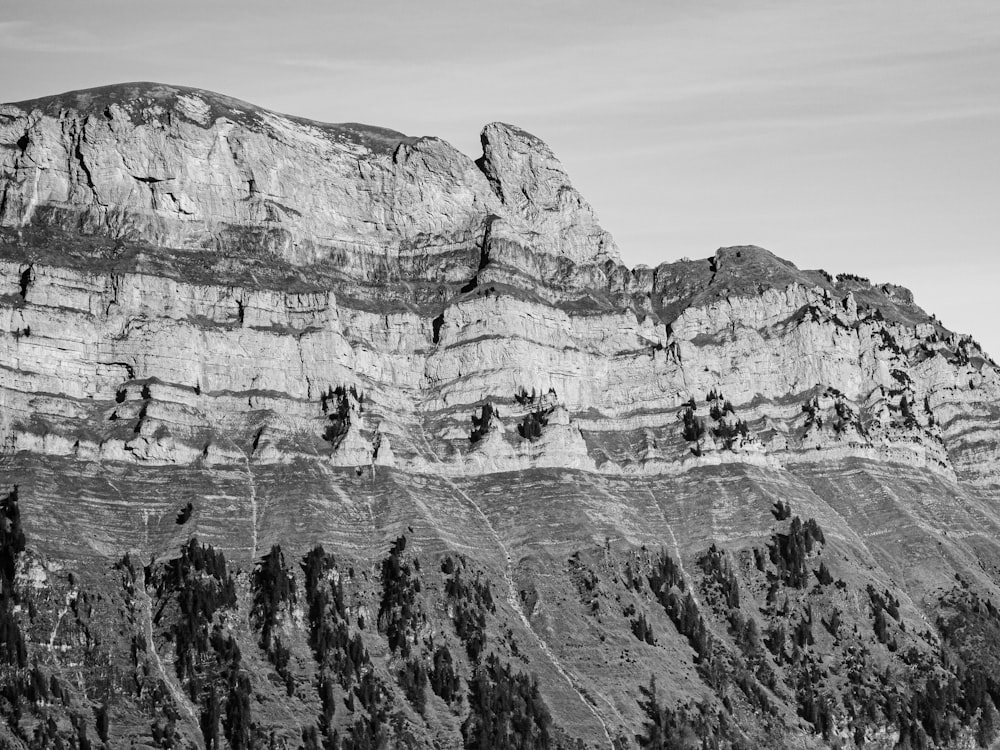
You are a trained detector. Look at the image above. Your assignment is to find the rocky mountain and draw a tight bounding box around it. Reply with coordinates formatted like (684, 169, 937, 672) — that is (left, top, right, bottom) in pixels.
(1, 82, 999, 750)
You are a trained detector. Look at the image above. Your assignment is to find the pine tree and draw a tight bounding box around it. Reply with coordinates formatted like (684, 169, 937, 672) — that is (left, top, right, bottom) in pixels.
(636, 676, 667, 749)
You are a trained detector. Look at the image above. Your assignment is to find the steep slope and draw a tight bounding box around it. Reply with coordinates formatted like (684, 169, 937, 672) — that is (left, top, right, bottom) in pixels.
(1, 83, 999, 750)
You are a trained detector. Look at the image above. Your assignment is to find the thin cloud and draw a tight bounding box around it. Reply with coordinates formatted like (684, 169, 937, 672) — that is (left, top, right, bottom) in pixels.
(0, 20, 110, 54)
(274, 57, 373, 74)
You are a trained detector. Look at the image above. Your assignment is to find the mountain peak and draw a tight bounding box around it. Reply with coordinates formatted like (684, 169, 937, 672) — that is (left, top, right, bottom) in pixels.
(5, 80, 413, 153)
(1, 82, 619, 273)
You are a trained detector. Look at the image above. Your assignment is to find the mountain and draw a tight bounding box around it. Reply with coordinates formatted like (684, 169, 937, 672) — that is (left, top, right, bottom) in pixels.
(1, 82, 999, 750)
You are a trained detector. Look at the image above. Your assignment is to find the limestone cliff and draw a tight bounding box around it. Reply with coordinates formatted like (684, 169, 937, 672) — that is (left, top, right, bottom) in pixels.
(1, 83, 999, 750)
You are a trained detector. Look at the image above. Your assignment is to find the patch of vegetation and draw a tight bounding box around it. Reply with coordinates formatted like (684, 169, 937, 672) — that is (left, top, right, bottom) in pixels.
(636, 676, 748, 750)
(681, 404, 705, 443)
(706, 389, 735, 421)
(251, 544, 297, 650)
(149, 539, 258, 750)
(430, 644, 461, 704)
(767, 517, 825, 588)
(151, 538, 237, 689)
(397, 657, 427, 714)
(770, 500, 792, 521)
(932, 588, 1000, 747)
(698, 545, 740, 611)
(461, 654, 554, 750)
(647, 550, 711, 662)
(802, 396, 823, 430)
(568, 551, 601, 613)
(443, 555, 495, 662)
(301, 545, 392, 748)
(470, 403, 496, 443)
(321, 386, 352, 447)
(518, 407, 551, 441)
(514, 386, 538, 406)
(302, 546, 366, 688)
(712, 418, 749, 450)
(250, 544, 297, 695)
(631, 613, 656, 645)
(378, 535, 422, 656)
(0, 487, 26, 668)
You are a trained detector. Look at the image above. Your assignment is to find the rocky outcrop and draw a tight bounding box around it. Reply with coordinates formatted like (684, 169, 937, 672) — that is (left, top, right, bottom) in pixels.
(0, 246, 993, 487)
(477, 122, 619, 267)
(1, 83, 1000, 750)
(0, 83, 619, 283)
(1, 85, 997, 503)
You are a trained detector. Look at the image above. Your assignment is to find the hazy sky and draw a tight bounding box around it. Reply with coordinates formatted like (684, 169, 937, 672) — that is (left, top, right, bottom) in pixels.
(2, 1, 998, 355)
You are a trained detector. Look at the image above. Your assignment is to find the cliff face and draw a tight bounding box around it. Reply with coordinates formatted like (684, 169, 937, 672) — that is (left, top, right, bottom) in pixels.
(0, 83, 616, 276)
(1, 83, 1000, 750)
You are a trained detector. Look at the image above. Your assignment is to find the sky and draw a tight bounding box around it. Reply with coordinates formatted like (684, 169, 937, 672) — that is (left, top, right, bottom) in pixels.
(2, 1, 998, 355)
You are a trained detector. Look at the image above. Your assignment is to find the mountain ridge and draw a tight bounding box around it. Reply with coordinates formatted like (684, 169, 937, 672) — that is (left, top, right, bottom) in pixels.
(5, 81, 415, 151)
(0, 83, 999, 750)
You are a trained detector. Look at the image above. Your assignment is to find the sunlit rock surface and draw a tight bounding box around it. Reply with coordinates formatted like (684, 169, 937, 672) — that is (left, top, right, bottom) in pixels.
(1, 83, 999, 750)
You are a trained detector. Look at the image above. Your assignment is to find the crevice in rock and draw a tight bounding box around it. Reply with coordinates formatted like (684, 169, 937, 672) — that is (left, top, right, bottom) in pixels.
(104, 274, 121, 316)
(460, 214, 496, 295)
(474, 131, 503, 204)
(478, 217, 495, 271)
(74, 140, 97, 192)
(18, 265, 32, 300)
(431, 313, 444, 345)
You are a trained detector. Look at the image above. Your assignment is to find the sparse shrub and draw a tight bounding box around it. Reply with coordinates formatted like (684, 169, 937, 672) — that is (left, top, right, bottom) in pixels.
(470, 403, 495, 443)
(647, 551, 711, 661)
(518, 408, 551, 441)
(514, 386, 537, 405)
(681, 407, 705, 442)
(698, 544, 740, 609)
(321, 386, 351, 446)
(771, 500, 792, 521)
(815, 562, 833, 586)
(631, 613, 656, 645)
